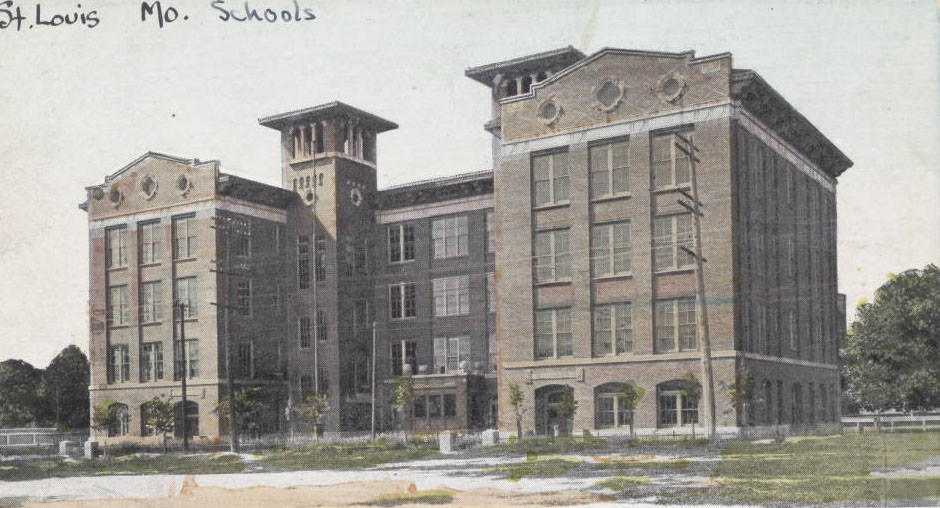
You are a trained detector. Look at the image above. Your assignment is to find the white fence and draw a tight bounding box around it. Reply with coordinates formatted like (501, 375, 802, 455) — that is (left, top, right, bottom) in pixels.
(842, 414, 940, 431)
(0, 428, 88, 454)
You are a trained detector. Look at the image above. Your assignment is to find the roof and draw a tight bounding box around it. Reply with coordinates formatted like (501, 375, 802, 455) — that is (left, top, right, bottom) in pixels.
(377, 169, 493, 209)
(258, 101, 398, 132)
(731, 69, 853, 177)
(380, 169, 493, 192)
(218, 173, 297, 209)
(465, 46, 586, 85)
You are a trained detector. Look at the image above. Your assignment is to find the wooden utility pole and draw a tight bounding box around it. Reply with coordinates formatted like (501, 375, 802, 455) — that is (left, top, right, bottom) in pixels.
(675, 133, 717, 441)
(176, 300, 190, 451)
(371, 320, 377, 440)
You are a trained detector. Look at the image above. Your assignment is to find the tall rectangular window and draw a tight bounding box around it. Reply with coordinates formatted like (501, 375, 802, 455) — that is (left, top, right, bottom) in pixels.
(590, 139, 630, 198)
(789, 310, 798, 350)
(433, 276, 470, 317)
(174, 339, 199, 379)
(655, 298, 697, 352)
(106, 226, 127, 268)
(486, 211, 495, 252)
(108, 345, 130, 383)
(591, 221, 631, 277)
(318, 367, 329, 393)
(389, 283, 417, 319)
(433, 336, 471, 373)
(107, 285, 129, 327)
(593, 302, 633, 356)
(431, 215, 468, 259)
(235, 231, 250, 257)
(315, 239, 327, 281)
(388, 224, 416, 263)
(652, 131, 691, 188)
(139, 221, 161, 264)
(140, 281, 163, 323)
(534, 229, 571, 283)
(299, 316, 312, 349)
(488, 332, 497, 372)
(316, 310, 327, 343)
(391, 343, 403, 376)
(297, 235, 310, 289)
(535, 307, 572, 359)
(532, 151, 569, 207)
(653, 214, 694, 271)
(487, 272, 495, 313)
(300, 375, 313, 397)
(392, 341, 417, 375)
(236, 279, 251, 316)
(140, 342, 163, 382)
(237, 341, 253, 378)
(173, 215, 198, 259)
(174, 277, 198, 318)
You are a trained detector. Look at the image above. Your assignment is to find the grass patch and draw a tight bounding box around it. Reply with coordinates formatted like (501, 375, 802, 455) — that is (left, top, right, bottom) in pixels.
(0, 454, 244, 481)
(712, 431, 940, 504)
(370, 490, 454, 506)
(626, 436, 709, 448)
(595, 475, 651, 491)
(261, 439, 437, 470)
(595, 458, 691, 470)
(490, 436, 608, 455)
(488, 455, 583, 481)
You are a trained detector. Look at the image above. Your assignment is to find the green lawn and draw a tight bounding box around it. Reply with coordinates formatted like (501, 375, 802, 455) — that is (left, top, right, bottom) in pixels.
(595, 475, 651, 491)
(0, 453, 244, 481)
(488, 455, 584, 481)
(370, 489, 454, 506)
(260, 439, 438, 470)
(595, 458, 691, 470)
(490, 436, 608, 455)
(712, 432, 940, 504)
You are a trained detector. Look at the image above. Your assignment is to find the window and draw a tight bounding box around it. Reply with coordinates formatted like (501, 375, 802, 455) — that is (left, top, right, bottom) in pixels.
(428, 395, 442, 418)
(652, 131, 691, 188)
(353, 299, 369, 332)
(595, 383, 634, 429)
(175, 339, 199, 380)
(658, 391, 698, 427)
(297, 235, 310, 289)
(236, 280, 251, 316)
(389, 283, 417, 319)
(318, 367, 329, 393)
(108, 285, 129, 327)
(299, 316, 312, 349)
(433, 336, 471, 373)
(174, 277, 198, 318)
(789, 310, 797, 350)
(105, 226, 127, 268)
(391, 343, 403, 376)
(237, 341, 253, 378)
(388, 224, 415, 263)
(235, 231, 250, 257)
(432, 215, 468, 259)
(487, 272, 495, 313)
(593, 302, 633, 356)
(591, 221, 631, 277)
(488, 332, 497, 372)
(535, 307, 573, 359)
(444, 394, 457, 417)
(532, 151, 569, 207)
(108, 345, 130, 383)
(140, 281, 163, 323)
(317, 310, 327, 343)
(173, 401, 199, 438)
(590, 139, 630, 198)
(315, 239, 327, 281)
(173, 215, 198, 258)
(300, 375, 313, 397)
(534, 229, 571, 283)
(433, 276, 470, 317)
(139, 221, 161, 264)
(486, 211, 495, 253)
(653, 214, 694, 271)
(414, 396, 426, 418)
(108, 403, 130, 437)
(655, 298, 697, 352)
(141, 342, 164, 382)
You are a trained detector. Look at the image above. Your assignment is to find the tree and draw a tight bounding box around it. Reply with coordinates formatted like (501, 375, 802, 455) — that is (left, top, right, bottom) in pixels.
(91, 399, 127, 442)
(616, 380, 645, 437)
(392, 375, 414, 432)
(40, 346, 90, 430)
(142, 397, 175, 453)
(845, 265, 940, 415)
(555, 388, 578, 437)
(728, 370, 756, 427)
(507, 382, 526, 440)
(297, 392, 328, 437)
(0, 359, 43, 427)
(214, 388, 263, 438)
(681, 372, 703, 438)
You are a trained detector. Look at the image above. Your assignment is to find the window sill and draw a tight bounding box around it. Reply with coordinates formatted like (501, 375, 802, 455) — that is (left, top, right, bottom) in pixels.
(591, 193, 632, 203)
(534, 279, 572, 287)
(655, 267, 695, 275)
(431, 255, 469, 262)
(141, 321, 162, 327)
(388, 259, 417, 265)
(174, 257, 199, 263)
(652, 185, 692, 194)
(535, 355, 574, 361)
(532, 201, 570, 211)
(108, 324, 131, 330)
(433, 313, 472, 319)
(106, 266, 128, 272)
(139, 262, 162, 268)
(593, 272, 633, 282)
(390, 317, 418, 321)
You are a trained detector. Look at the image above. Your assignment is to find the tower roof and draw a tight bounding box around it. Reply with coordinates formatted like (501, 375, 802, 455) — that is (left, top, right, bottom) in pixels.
(258, 101, 398, 132)
(465, 46, 586, 85)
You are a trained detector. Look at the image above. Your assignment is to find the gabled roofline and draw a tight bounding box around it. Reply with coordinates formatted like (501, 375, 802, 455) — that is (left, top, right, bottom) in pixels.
(501, 47, 732, 105)
(465, 46, 586, 85)
(90, 151, 218, 189)
(258, 101, 398, 132)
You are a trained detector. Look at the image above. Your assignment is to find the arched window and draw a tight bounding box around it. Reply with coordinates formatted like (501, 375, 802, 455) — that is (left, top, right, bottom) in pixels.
(534, 385, 573, 436)
(314, 122, 324, 153)
(521, 75, 533, 93)
(536, 71, 547, 82)
(594, 383, 635, 429)
(762, 380, 774, 425)
(506, 79, 518, 97)
(657, 380, 699, 428)
(174, 401, 199, 438)
(108, 402, 130, 437)
(792, 383, 803, 424)
(140, 401, 156, 436)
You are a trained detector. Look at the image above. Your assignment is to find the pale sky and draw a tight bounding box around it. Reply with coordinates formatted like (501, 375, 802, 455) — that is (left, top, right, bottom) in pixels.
(0, 0, 936, 367)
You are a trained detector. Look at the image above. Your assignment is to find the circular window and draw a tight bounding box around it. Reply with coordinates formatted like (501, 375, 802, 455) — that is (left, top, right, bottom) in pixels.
(657, 74, 686, 103)
(176, 174, 192, 196)
(537, 99, 562, 125)
(594, 80, 623, 111)
(350, 188, 363, 207)
(305, 190, 315, 204)
(92, 188, 104, 200)
(139, 175, 158, 200)
(108, 189, 122, 207)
